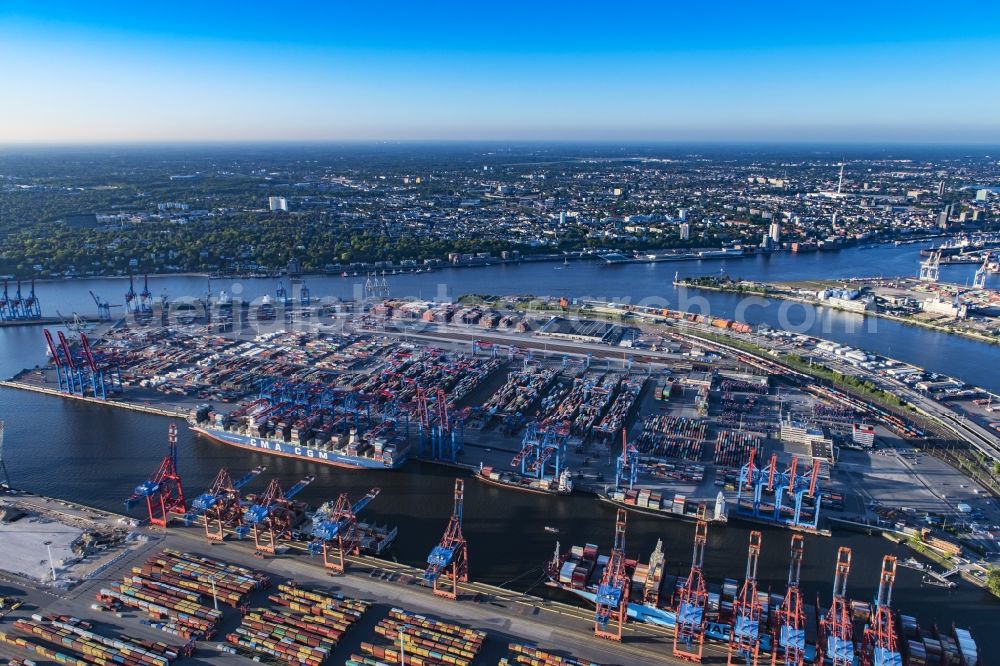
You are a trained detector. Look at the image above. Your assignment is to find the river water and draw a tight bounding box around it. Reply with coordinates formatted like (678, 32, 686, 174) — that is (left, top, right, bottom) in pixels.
(1, 242, 998, 652)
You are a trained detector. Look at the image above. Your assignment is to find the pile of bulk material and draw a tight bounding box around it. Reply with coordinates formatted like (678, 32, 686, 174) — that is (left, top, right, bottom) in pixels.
(224, 583, 369, 664)
(349, 607, 486, 666)
(500, 642, 604, 666)
(96, 550, 268, 640)
(1, 614, 190, 666)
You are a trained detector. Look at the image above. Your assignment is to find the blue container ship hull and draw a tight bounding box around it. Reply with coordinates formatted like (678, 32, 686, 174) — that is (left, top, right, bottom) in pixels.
(190, 425, 406, 470)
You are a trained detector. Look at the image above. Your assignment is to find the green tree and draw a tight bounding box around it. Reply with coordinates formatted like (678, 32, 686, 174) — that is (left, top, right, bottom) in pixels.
(988, 567, 1000, 598)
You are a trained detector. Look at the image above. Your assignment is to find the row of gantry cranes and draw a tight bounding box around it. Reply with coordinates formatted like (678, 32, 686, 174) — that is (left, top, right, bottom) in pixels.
(123, 425, 469, 600)
(0, 279, 42, 321)
(593, 507, 906, 666)
(919, 250, 996, 289)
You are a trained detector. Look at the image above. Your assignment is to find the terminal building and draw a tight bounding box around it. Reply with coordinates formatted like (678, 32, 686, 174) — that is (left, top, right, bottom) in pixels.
(537, 317, 632, 345)
(852, 422, 876, 448)
(780, 417, 835, 465)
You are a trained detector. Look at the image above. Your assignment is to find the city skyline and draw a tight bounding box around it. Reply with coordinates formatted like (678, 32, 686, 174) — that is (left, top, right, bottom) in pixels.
(1, 1, 1000, 144)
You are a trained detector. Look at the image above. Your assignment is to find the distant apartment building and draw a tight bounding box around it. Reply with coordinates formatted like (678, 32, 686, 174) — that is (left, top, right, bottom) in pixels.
(679, 222, 690, 240)
(269, 196, 288, 212)
(769, 221, 781, 243)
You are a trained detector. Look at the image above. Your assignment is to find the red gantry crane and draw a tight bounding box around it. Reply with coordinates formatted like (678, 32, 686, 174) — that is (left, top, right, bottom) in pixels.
(310, 487, 381, 574)
(183, 466, 266, 541)
(819, 547, 855, 666)
(594, 508, 631, 641)
(773, 535, 806, 666)
(728, 531, 764, 666)
(424, 479, 469, 600)
(862, 556, 902, 666)
(240, 475, 315, 555)
(674, 513, 709, 662)
(125, 424, 186, 527)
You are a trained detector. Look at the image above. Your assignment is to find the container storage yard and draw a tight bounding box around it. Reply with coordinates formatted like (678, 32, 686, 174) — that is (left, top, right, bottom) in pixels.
(1, 299, 996, 665)
(7, 310, 990, 539)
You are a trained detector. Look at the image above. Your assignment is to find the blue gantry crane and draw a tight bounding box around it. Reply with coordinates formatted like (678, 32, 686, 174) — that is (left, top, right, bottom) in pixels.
(594, 508, 630, 641)
(125, 274, 138, 315)
(510, 421, 571, 489)
(140, 275, 154, 314)
(21, 280, 41, 319)
(736, 450, 821, 531)
(276, 283, 291, 308)
(89, 290, 116, 321)
(309, 487, 381, 573)
(424, 479, 468, 600)
(0, 281, 10, 320)
(181, 466, 266, 540)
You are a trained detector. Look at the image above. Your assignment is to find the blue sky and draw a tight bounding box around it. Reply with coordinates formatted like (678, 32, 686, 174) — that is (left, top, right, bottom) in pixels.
(1, 1, 999, 143)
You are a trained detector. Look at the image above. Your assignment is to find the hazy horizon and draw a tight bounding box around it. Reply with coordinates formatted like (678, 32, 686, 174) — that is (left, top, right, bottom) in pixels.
(2, 1, 999, 144)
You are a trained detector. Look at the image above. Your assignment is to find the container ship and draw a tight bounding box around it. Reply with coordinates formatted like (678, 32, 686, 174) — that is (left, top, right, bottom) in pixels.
(545, 535, 980, 665)
(474, 464, 574, 496)
(598, 487, 728, 524)
(189, 403, 409, 470)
